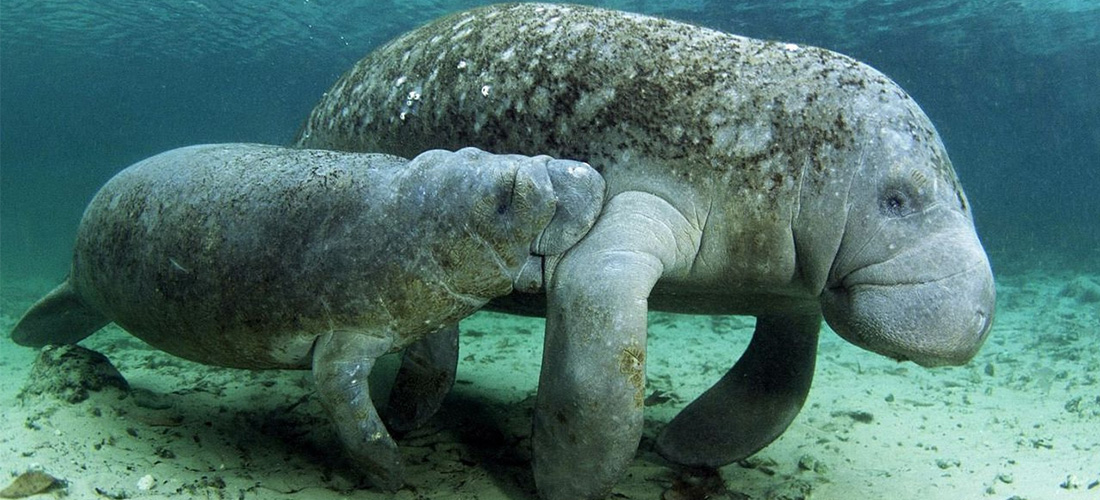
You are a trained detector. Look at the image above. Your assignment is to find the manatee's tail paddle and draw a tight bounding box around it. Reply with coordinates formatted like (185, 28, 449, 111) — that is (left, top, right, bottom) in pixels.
(10, 280, 109, 347)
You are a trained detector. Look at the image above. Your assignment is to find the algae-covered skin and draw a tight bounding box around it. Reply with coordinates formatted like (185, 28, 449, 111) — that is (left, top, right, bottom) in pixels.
(10, 143, 605, 490)
(296, 4, 995, 499)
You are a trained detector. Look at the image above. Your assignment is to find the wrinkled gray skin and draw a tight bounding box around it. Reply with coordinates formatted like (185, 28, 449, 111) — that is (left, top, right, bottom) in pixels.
(9, 143, 605, 490)
(295, 3, 997, 499)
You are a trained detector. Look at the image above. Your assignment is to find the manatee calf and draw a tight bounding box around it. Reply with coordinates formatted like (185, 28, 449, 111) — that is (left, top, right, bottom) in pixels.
(295, 3, 996, 499)
(10, 143, 605, 489)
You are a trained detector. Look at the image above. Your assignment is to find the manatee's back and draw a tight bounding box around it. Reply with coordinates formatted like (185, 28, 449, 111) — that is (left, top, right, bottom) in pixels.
(295, 3, 741, 169)
(293, 2, 890, 206)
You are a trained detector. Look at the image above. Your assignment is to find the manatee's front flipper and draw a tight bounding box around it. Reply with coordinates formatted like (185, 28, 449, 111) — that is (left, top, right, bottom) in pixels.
(312, 331, 402, 490)
(656, 314, 819, 467)
(11, 280, 110, 347)
(385, 324, 459, 433)
(533, 192, 699, 500)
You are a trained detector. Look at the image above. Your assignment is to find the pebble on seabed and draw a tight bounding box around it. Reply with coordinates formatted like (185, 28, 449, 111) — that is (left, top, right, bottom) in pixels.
(137, 474, 156, 491)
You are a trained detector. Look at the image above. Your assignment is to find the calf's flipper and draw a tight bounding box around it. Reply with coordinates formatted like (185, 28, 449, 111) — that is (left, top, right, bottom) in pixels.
(312, 331, 402, 490)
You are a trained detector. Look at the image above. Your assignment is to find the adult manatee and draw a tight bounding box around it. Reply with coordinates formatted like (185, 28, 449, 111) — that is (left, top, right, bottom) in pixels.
(10, 143, 605, 490)
(295, 3, 996, 499)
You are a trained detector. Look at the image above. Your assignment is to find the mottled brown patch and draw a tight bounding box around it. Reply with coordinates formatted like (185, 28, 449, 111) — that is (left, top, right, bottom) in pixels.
(618, 345, 646, 408)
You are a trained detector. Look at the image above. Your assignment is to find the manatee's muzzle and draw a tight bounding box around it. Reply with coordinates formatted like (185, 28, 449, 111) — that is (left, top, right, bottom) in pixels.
(529, 159, 606, 256)
(821, 233, 996, 367)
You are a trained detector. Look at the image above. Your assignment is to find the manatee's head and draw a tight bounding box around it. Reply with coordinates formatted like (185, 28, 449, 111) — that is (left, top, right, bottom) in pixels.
(816, 92, 995, 367)
(407, 147, 605, 292)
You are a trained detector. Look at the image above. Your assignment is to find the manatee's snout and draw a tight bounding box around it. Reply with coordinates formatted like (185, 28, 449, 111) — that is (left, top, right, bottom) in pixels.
(457, 149, 603, 293)
(529, 158, 605, 255)
(428, 148, 604, 252)
(821, 229, 995, 367)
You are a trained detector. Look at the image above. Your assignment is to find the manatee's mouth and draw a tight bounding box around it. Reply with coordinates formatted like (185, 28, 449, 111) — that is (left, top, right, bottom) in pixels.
(838, 255, 987, 290)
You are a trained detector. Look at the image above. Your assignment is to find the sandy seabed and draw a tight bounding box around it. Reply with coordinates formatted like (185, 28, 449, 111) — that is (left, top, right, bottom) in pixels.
(1, 270, 1097, 500)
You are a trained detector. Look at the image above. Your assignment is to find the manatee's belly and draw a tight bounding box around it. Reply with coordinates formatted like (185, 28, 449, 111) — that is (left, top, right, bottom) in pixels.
(71, 246, 472, 369)
(122, 322, 321, 370)
(72, 243, 397, 370)
(73, 266, 462, 370)
(648, 291, 821, 316)
(490, 287, 820, 319)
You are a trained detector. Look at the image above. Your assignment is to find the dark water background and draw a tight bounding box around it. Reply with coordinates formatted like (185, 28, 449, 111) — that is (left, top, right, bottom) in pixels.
(2, 0, 1098, 285)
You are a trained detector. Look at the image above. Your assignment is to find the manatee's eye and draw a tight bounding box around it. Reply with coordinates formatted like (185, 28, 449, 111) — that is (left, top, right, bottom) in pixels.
(879, 185, 920, 218)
